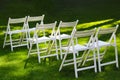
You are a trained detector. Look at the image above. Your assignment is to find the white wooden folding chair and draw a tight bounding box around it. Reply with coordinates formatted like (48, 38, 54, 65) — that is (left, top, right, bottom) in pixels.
(3, 16, 28, 51)
(54, 20, 79, 59)
(26, 15, 45, 39)
(28, 21, 59, 63)
(94, 25, 119, 72)
(59, 27, 97, 78)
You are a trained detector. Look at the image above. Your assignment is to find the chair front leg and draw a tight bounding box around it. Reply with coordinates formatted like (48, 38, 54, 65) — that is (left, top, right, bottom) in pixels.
(97, 47, 101, 72)
(93, 49, 97, 73)
(73, 51, 78, 78)
(9, 33, 13, 51)
(115, 46, 119, 68)
(36, 43, 41, 63)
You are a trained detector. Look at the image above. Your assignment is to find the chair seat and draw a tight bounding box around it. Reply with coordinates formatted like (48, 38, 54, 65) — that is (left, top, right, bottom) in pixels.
(28, 28, 36, 32)
(50, 34, 71, 40)
(49, 35, 56, 40)
(95, 40, 111, 47)
(7, 28, 36, 34)
(28, 36, 50, 43)
(7, 29, 26, 34)
(86, 40, 111, 48)
(61, 44, 88, 53)
(56, 34, 71, 40)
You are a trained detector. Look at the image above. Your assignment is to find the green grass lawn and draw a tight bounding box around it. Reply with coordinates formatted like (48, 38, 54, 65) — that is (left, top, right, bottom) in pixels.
(0, 0, 120, 80)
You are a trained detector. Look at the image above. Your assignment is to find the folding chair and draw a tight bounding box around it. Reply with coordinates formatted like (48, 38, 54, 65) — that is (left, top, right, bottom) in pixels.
(26, 15, 45, 39)
(59, 27, 97, 78)
(54, 20, 79, 59)
(94, 25, 119, 72)
(3, 16, 28, 51)
(28, 21, 59, 63)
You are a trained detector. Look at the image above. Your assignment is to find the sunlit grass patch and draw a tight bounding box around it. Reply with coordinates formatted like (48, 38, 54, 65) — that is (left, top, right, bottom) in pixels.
(77, 19, 113, 29)
(100, 24, 113, 28)
(114, 20, 120, 24)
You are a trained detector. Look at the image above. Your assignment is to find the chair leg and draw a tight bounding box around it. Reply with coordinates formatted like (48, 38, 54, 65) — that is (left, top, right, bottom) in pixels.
(115, 46, 119, 68)
(3, 28, 9, 48)
(25, 31, 29, 49)
(59, 39, 63, 59)
(73, 52, 78, 78)
(97, 47, 101, 72)
(3, 33, 8, 48)
(19, 32, 23, 44)
(59, 51, 68, 71)
(93, 50, 97, 73)
(55, 40, 59, 60)
(27, 43, 32, 58)
(9, 34, 13, 51)
(27, 40, 29, 49)
(81, 50, 90, 66)
(36, 43, 41, 63)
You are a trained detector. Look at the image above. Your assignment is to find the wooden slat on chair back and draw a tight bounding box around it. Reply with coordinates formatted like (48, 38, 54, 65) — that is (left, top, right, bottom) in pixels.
(97, 25, 119, 35)
(27, 15, 44, 22)
(59, 20, 78, 28)
(74, 29, 96, 38)
(36, 21, 57, 30)
(9, 17, 27, 24)
(34, 22, 56, 37)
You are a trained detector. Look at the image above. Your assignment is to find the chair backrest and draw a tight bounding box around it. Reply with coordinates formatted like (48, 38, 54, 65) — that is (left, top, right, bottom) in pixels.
(27, 14, 44, 22)
(56, 20, 79, 35)
(73, 28, 96, 47)
(8, 17, 27, 24)
(26, 15, 45, 37)
(74, 29, 96, 38)
(95, 25, 119, 43)
(27, 14, 44, 25)
(65, 28, 96, 53)
(96, 25, 118, 35)
(33, 21, 57, 38)
(7, 16, 27, 31)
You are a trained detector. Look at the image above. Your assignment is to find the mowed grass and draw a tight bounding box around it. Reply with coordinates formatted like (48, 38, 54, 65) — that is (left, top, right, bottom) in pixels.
(0, 0, 120, 80)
